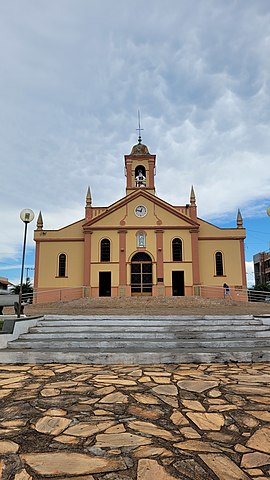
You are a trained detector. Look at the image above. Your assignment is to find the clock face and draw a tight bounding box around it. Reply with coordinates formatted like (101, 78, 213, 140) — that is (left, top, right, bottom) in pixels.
(134, 205, 147, 217)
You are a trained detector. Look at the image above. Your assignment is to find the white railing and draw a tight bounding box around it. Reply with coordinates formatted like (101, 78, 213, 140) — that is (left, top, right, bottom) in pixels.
(20, 285, 270, 305)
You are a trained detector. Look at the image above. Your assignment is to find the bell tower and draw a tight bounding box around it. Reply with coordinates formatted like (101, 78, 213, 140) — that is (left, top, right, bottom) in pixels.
(124, 138, 156, 195)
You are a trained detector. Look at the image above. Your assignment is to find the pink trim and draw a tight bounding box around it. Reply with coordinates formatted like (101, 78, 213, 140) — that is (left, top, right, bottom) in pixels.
(83, 232, 92, 286)
(191, 230, 200, 285)
(240, 239, 247, 287)
(155, 229, 164, 282)
(118, 230, 127, 284)
(34, 241, 40, 290)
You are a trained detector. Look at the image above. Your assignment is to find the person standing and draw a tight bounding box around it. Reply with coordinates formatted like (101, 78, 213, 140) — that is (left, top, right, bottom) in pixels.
(223, 283, 232, 300)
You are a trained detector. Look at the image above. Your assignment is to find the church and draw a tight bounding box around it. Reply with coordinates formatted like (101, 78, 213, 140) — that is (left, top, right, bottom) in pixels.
(33, 137, 247, 301)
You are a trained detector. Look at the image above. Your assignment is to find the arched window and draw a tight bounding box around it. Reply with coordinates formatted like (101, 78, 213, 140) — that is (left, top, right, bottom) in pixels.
(215, 252, 224, 276)
(58, 254, 66, 277)
(101, 239, 110, 262)
(137, 231, 146, 248)
(172, 238, 182, 261)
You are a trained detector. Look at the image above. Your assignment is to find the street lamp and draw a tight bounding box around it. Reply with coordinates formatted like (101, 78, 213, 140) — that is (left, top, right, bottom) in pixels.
(18, 209, 35, 318)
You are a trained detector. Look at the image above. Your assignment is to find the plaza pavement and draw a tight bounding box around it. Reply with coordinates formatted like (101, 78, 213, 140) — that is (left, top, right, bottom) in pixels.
(0, 361, 270, 479)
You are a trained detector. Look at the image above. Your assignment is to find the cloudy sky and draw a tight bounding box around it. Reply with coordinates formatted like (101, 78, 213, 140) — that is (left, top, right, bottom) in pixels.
(1, 0, 270, 287)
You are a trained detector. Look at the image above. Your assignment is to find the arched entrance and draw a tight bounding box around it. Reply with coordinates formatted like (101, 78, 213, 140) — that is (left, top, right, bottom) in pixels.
(131, 252, 152, 296)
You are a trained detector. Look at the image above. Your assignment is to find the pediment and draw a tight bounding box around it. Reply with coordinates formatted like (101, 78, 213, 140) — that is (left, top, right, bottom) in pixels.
(83, 190, 199, 230)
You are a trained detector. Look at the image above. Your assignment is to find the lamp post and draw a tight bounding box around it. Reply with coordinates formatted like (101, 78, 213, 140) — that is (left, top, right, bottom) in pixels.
(18, 209, 35, 318)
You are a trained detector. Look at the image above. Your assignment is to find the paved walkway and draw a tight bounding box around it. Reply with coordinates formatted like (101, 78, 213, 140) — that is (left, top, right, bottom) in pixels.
(0, 363, 270, 479)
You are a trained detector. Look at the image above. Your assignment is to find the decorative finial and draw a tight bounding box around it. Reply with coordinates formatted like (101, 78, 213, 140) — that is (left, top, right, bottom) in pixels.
(86, 186, 92, 207)
(37, 211, 43, 230)
(136, 110, 144, 144)
(237, 208, 243, 228)
(190, 185, 196, 205)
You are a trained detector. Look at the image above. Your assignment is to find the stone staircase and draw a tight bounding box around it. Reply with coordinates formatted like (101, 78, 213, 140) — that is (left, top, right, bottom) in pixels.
(1, 314, 270, 364)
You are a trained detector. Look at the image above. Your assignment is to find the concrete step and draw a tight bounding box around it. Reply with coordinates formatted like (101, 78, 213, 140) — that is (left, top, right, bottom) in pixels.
(0, 347, 269, 364)
(1, 314, 270, 364)
(29, 323, 267, 333)
(23, 329, 270, 340)
(7, 337, 270, 350)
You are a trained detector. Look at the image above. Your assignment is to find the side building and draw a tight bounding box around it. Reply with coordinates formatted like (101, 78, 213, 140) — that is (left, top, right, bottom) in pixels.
(253, 251, 270, 285)
(34, 140, 247, 301)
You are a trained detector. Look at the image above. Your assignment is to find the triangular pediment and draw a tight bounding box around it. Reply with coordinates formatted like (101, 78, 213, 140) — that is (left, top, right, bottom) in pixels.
(83, 190, 199, 230)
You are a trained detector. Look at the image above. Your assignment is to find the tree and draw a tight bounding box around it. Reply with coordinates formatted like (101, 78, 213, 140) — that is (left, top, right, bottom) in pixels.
(11, 279, 33, 302)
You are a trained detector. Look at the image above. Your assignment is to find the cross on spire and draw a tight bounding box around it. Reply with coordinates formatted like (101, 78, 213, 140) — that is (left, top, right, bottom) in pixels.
(136, 110, 144, 144)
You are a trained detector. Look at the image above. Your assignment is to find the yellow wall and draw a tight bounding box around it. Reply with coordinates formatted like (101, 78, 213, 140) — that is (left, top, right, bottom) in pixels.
(199, 239, 243, 286)
(37, 240, 84, 288)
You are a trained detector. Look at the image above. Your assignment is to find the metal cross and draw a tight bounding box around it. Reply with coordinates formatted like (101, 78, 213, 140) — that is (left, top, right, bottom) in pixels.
(136, 110, 144, 143)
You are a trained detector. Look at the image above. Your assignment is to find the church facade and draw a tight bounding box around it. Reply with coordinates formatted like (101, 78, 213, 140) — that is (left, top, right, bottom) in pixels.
(34, 140, 247, 301)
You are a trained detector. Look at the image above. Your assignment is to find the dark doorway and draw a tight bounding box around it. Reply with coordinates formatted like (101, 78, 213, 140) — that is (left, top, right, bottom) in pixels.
(99, 272, 111, 297)
(172, 271, 184, 296)
(131, 252, 152, 296)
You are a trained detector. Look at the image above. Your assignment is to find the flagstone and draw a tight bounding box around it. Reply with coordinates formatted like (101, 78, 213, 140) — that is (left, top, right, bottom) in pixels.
(151, 384, 178, 396)
(248, 411, 270, 422)
(64, 420, 116, 437)
(151, 376, 171, 384)
(155, 394, 179, 408)
(177, 380, 219, 393)
(44, 408, 67, 416)
(173, 440, 221, 452)
(170, 410, 189, 426)
(99, 392, 128, 404)
(226, 385, 270, 395)
(199, 453, 250, 480)
(0, 390, 12, 399)
(248, 396, 270, 404)
(41, 388, 61, 397)
(0, 440, 19, 453)
(208, 389, 222, 398)
(180, 427, 201, 438)
(173, 457, 210, 480)
(181, 400, 205, 411)
(246, 427, 270, 453)
(128, 369, 143, 377)
(205, 432, 235, 443)
(95, 386, 116, 395)
(105, 424, 126, 433)
(0, 419, 26, 427)
(186, 412, 224, 430)
(244, 469, 264, 476)
(54, 435, 80, 444)
(93, 376, 137, 386)
(133, 446, 172, 458)
(95, 432, 152, 448)
(94, 409, 114, 416)
(229, 411, 260, 428)
(234, 444, 252, 453)
(128, 420, 178, 441)
(0, 375, 30, 386)
(144, 371, 171, 376)
(33, 416, 72, 435)
(209, 404, 237, 412)
(128, 404, 164, 421)
(241, 452, 270, 468)
(20, 452, 127, 475)
(46, 381, 79, 388)
(31, 369, 55, 376)
(138, 376, 152, 383)
(14, 469, 32, 480)
(137, 459, 178, 480)
(131, 393, 160, 404)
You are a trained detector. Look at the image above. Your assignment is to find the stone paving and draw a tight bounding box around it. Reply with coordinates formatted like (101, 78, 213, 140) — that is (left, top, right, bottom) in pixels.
(0, 363, 270, 479)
